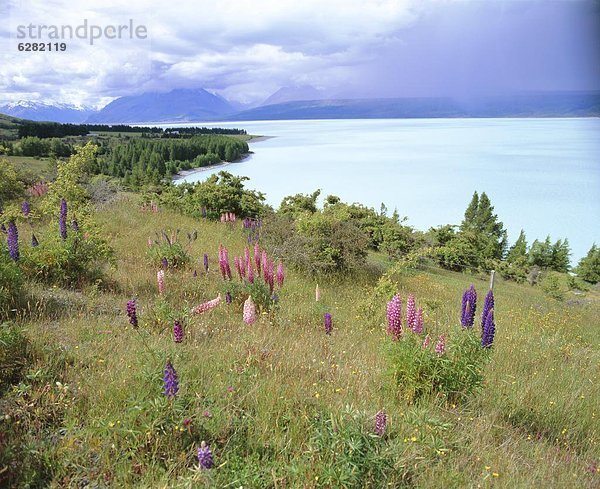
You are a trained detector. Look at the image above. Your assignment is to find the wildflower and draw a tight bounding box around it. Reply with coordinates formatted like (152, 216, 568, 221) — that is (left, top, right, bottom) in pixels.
(157, 270, 166, 295)
(244, 246, 250, 268)
(193, 270, 198, 278)
(315, 284, 321, 302)
(375, 410, 387, 436)
(386, 293, 402, 340)
(481, 309, 496, 348)
(234, 256, 243, 280)
(161, 257, 168, 270)
(261, 251, 268, 278)
(126, 299, 138, 328)
(481, 289, 494, 329)
(276, 262, 285, 288)
(59, 198, 67, 240)
(31, 233, 39, 247)
(201, 207, 207, 218)
(173, 320, 183, 343)
(22, 201, 30, 216)
(163, 360, 179, 399)
(191, 294, 222, 314)
(324, 313, 332, 335)
(271, 292, 279, 303)
(71, 218, 79, 232)
(243, 296, 257, 324)
(247, 261, 255, 283)
(461, 285, 477, 328)
(254, 242, 261, 274)
(414, 307, 424, 334)
(203, 253, 209, 273)
(406, 294, 416, 330)
(7, 221, 19, 261)
(225, 291, 232, 304)
(422, 334, 431, 348)
(435, 334, 446, 355)
(197, 441, 214, 469)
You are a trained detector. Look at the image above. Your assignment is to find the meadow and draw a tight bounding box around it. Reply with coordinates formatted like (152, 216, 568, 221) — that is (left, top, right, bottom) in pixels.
(2, 189, 598, 488)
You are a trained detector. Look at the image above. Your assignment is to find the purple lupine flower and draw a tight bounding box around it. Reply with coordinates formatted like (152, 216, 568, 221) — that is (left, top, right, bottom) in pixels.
(375, 410, 387, 436)
(201, 207, 207, 218)
(161, 257, 169, 270)
(193, 270, 198, 278)
(0, 223, 6, 234)
(22, 201, 30, 217)
(481, 309, 496, 348)
(271, 292, 279, 303)
(386, 293, 402, 340)
(406, 294, 416, 330)
(460, 285, 477, 328)
(225, 291, 232, 304)
(324, 312, 332, 335)
(163, 360, 179, 399)
(481, 290, 494, 329)
(197, 441, 214, 469)
(276, 262, 284, 288)
(71, 218, 79, 232)
(203, 253, 209, 273)
(414, 307, 424, 334)
(7, 221, 19, 261)
(59, 198, 68, 240)
(126, 299, 138, 328)
(435, 335, 446, 355)
(173, 320, 183, 343)
(31, 233, 39, 247)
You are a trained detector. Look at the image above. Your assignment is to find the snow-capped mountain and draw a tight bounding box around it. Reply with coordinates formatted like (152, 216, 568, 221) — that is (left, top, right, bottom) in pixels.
(0, 101, 97, 123)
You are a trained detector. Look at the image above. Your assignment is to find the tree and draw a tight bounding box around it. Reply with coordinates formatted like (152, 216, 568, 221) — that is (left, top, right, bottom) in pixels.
(576, 244, 600, 283)
(550, 238, 570, 272)
(529, 236, 552, 269)
(279, 190, 321, 216)
(506, 230, 528, 264)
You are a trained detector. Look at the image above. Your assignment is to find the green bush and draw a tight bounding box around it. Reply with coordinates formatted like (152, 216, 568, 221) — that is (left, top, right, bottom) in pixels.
(0, 322, 30, 393)
(221, 279, 274, 312)
(21, 218, 113, 287)
(0, 246, 24, 319)
(539, 272, 565, 301)
(386, 330, 486, 404)
(147, 229, 196, 269)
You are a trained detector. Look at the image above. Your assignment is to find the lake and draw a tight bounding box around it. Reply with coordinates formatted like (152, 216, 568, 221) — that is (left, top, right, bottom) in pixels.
(169, 118, 600, 263)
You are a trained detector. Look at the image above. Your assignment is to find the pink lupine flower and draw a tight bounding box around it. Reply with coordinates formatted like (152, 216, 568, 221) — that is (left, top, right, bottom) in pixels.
(244, 247, 250, 270)
(243, 296, 257, 324)
(422, 334, 431, 348)
(254, 243, 261, 274)
(234, 256, 243, 280)
(276, 262, 284, 288)
(191, 294, 222, 314)
(414, 307, 424, 334)
(386, 293, 402, 340)
(261, 251, 268, 278)
(406, 294, 416, 331)
(435, 334, 446, 355)
(375, 410, 387, 436)
(157, 270, 166, 295)
(247, 262, 255, 283)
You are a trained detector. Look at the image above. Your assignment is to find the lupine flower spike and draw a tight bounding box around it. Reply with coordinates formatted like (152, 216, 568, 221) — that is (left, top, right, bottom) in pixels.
(22, 201, 30, 216)
(173, 320, 183, 343)
(59, 198, 68, 240)
(161, 257, 168, 270)
(435, 335, 446, 355)
(422, 334, 430, 349)
(192, 294, 222, 314)
(481, 290, 494, 329)
(203, 253, 209, 273)
(461, 285, 477, 328)
(7, 221, 19, 261)
(126, 299, 138, 328)
(482, 309, 496, 348)
(243, 296, 257, 324)
(163, 360, 179, 399)
(324, 313, 332, 335)
(276, 262, 284, 288)
(386, 293, 402, 340)
(71, 219, 79, 232)
(157, 270, 166, 295)
(225, 291, 232, 304)
(414, 307, 424, 334)
(375, 410, 387, 436)
(315, 284, 321, 302)
(198, 441, 214, 469)
(406, 294, 416, 330)
(31, 233, 39, 247)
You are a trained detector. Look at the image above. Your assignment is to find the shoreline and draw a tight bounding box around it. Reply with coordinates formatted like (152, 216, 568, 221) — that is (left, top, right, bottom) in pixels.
(173, 134, 274, 181)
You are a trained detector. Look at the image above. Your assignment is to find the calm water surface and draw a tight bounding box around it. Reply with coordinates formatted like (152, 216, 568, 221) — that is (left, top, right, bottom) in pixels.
(169, 118, 600, 262)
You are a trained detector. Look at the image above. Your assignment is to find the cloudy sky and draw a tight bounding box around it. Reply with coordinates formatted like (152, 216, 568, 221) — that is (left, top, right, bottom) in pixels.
(1, 0, 599, 107)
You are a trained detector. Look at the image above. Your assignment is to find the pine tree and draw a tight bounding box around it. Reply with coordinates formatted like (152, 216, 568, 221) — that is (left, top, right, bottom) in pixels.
(506, 230, 528, 263)
(576, 244, 600, 283)
(459, 191, 507, 260)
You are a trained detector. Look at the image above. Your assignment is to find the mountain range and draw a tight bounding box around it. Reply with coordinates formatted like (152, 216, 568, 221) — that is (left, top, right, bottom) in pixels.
(1, 88, 599, 124)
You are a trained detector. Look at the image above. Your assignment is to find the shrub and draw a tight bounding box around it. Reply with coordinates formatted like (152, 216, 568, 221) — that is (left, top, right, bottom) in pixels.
(147, 229, 196, 269)
(221, 280, 274, 312)
(0, 160, 25, 204)
(539, 272, 565, 301)
(0, 322, 30, 393)
(261, 212, 369, 276)
(386, 330, 486, 404)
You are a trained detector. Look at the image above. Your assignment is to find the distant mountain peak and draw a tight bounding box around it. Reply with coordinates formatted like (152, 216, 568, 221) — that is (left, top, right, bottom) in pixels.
(0, 100, 96, 123)
(261, 85, 325, 106)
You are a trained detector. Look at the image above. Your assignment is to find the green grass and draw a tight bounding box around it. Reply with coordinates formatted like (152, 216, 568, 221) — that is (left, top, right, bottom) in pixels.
(4, 155, 54, 180)
(1, 196, 598, 487)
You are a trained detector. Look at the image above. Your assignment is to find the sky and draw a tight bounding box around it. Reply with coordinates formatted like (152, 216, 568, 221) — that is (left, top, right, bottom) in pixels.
(0, 0, 599, 107)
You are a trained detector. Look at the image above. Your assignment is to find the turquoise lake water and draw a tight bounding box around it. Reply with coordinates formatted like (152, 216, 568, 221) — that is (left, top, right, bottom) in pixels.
(170, 118, 600, 263)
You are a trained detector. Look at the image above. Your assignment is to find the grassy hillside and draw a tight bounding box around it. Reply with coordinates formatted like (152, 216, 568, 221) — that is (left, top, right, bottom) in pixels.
(2, 195, 598, 487)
